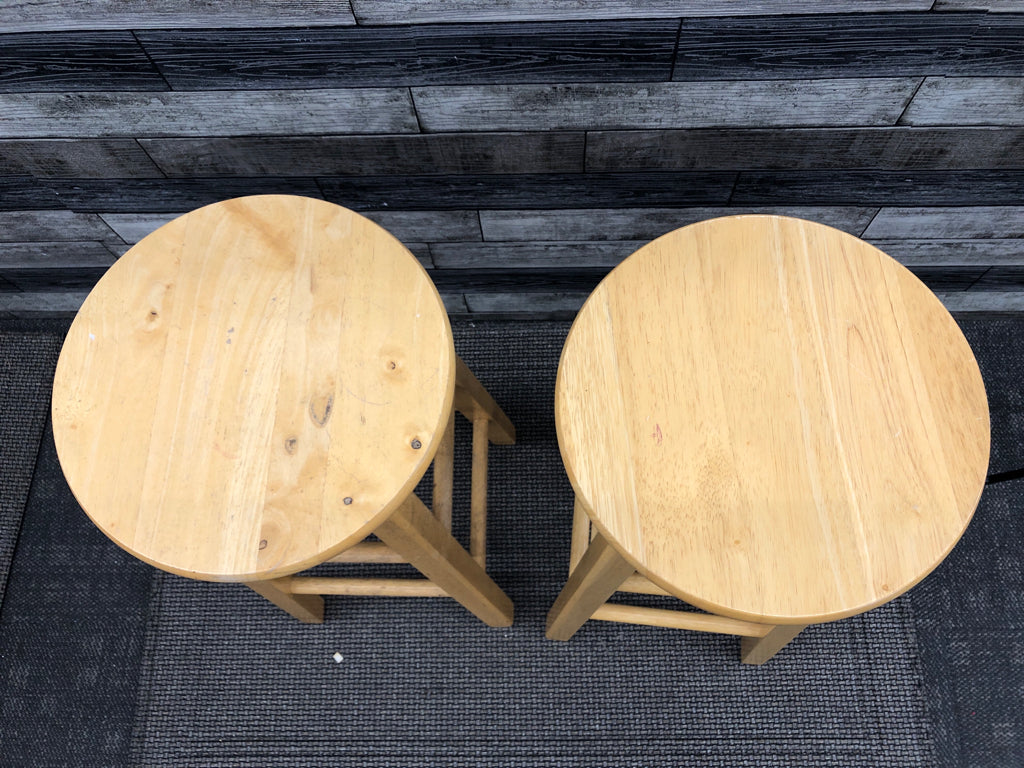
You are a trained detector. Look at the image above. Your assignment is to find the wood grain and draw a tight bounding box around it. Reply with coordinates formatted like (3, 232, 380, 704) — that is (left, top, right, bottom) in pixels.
(100, 210, 479, 246)
(412, 80, 920, 131)
(732, 171, 1024, 205)
(320, 172, 736, 210)
(0, 90, 418, 138)
(350, 0, 931, 24)
(0, 241, 117, 267)
(139, 133, 585, 176)
(51, 196, 455, 581)
(0, 139, 163, 178)
(901, 77, 1024, 126)
(863, 207, 1024, 239)
(0, 1, 356, 32)
(0, 32, 165, 93)
(50, 179, 323, 213)
(431, 241, 644, 269)
(556, 215, 989, 624)
(0, 266, 109, 292)
(479, 207, 878, 241)
(136, 21, 676, 89)
(672, 13, 1024, 80)
(463, 291, 587, 315)
(0, 211, 121, 243)
(0, 177, 62, 210)
(934, 1, 1024, 10)
(586, 128, 1024, 171)
(868, 239, 1024, 266)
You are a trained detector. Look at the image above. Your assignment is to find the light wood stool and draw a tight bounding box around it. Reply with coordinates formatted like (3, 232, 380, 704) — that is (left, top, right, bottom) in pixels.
(546, 215, 989, 663)
(52, 195, 514, 627)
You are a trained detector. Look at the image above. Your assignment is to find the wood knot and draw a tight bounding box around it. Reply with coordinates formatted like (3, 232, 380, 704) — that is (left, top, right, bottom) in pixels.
(258, 539, 268, 551)
(284, 437, 298, 454)
(309, 394, 334, 427)
(410, 438, 422, 450)
(343, 497, 353, 505)
(388, 360, 397, 370)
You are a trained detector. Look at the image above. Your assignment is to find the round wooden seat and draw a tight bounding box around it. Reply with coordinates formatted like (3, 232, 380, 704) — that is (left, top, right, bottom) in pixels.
(549, 215, 989, 660)
(52, 195, 455, 582)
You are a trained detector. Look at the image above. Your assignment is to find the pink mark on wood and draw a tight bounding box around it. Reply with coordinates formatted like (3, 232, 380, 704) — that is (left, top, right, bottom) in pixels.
(653, 424, 663, 445)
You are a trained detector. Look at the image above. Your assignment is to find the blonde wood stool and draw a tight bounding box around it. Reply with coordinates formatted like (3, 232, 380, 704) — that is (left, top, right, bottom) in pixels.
(52, 195, 514, 627)
(546, 215, 989, 663)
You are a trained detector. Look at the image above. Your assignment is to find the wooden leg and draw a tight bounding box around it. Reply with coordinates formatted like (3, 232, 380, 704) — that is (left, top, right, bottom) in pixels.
(246, 578, 324, 624)
(432, 409, 455, 531)
(470, 415, 489, 567)
(375, 494, 514, 627)
(546, 532, 635, 641)
(740, 624, 806, 665)
(568, 495, 591, 574)
(453, 356, 516, 444)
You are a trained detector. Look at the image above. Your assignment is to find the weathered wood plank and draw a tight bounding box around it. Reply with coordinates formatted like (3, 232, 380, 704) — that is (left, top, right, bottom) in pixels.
(430, 269, 606, 294)
(413, 79, 919, 131)
(0, 1, 356, 32)
(934, 1, 1024, 10)
(869, 239, 1024, 266)
(863, 207, 1024, 239)
(136, 21, 676, 89)
(905, 266, 988, 290)
(0, 211, 120, 243)
(350, 1, 932, 24)
(940, 292, 1024, 311)
(0, 32, 166, 92)
(732, 171, 1024, 205)
(0, 90, 418, 138)
(970, 267, 1024, 290)
(138, 133, 585, 176)
(462, 291, 587, 316)
(0, 139, 163, 177)
(49, 178, 322, 212)
(319, 172, 736, 210)
(0, 266, 109, 292)
(0, 177, 61, 210)
(0, 241, 117, 267)
(0, 291, 88, 317)
(586, 128, 1024, 171)
(361, 211, 481, 243)
(672, 13, 1024, 80)
(431, 241, 645, 268)
(901, 77, 1024, 126)
(99, 209, 477, 246)
(479, 207, 878, 241)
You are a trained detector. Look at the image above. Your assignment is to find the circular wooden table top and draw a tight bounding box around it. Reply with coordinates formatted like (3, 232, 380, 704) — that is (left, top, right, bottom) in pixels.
(52, 195, 455, 582)
(556, 215, 990, 625)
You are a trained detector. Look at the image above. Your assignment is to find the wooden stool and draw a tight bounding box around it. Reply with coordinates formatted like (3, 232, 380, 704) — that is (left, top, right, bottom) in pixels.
(546, 215, 989, 663)
(52, 195, 514, 627)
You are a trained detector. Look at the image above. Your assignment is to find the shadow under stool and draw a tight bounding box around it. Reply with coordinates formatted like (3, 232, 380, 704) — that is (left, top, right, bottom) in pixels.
(546, 214, 990, 663)
(51, 194, 514, 627)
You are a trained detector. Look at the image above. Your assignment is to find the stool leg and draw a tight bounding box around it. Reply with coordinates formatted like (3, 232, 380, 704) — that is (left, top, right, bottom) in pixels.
(245, 578, 324, 624)
(568, 495, 591, 574)
(739, 624, 806, 664)
(432, 409, 455, 531)
(376, 494, 514, 627)
(470, 415, 489, 567)
(546, 532, 635, 641)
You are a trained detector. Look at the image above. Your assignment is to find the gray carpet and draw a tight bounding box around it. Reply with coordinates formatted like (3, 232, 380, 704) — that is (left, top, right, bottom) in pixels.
(0, 328, 62, 607)
(2, 317, 1022, 766)
(126, 321, 934, 767)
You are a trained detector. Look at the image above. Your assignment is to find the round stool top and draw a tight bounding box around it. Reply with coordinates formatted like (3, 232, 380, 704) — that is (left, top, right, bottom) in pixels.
(52, 195, 454, 582)
(556, 215, 989, 625)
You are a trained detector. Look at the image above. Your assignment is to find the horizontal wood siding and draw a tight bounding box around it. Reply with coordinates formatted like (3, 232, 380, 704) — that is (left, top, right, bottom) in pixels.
(412, 80, 920, 131)
(0, 90, 419, 138)
(138, 133, 586, 176)
(1, 10, 1022, 315)
(134, 21, 678, 89)
(586, 128, 1024, 171)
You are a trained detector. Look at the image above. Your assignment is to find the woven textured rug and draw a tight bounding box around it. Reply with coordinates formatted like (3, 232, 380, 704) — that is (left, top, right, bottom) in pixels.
(126, 321, 935, 767)
(0, 327, 63, 608)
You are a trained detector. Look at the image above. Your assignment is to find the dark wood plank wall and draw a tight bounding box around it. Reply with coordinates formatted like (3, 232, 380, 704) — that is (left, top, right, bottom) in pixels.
(0, 3, 1022, 316)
